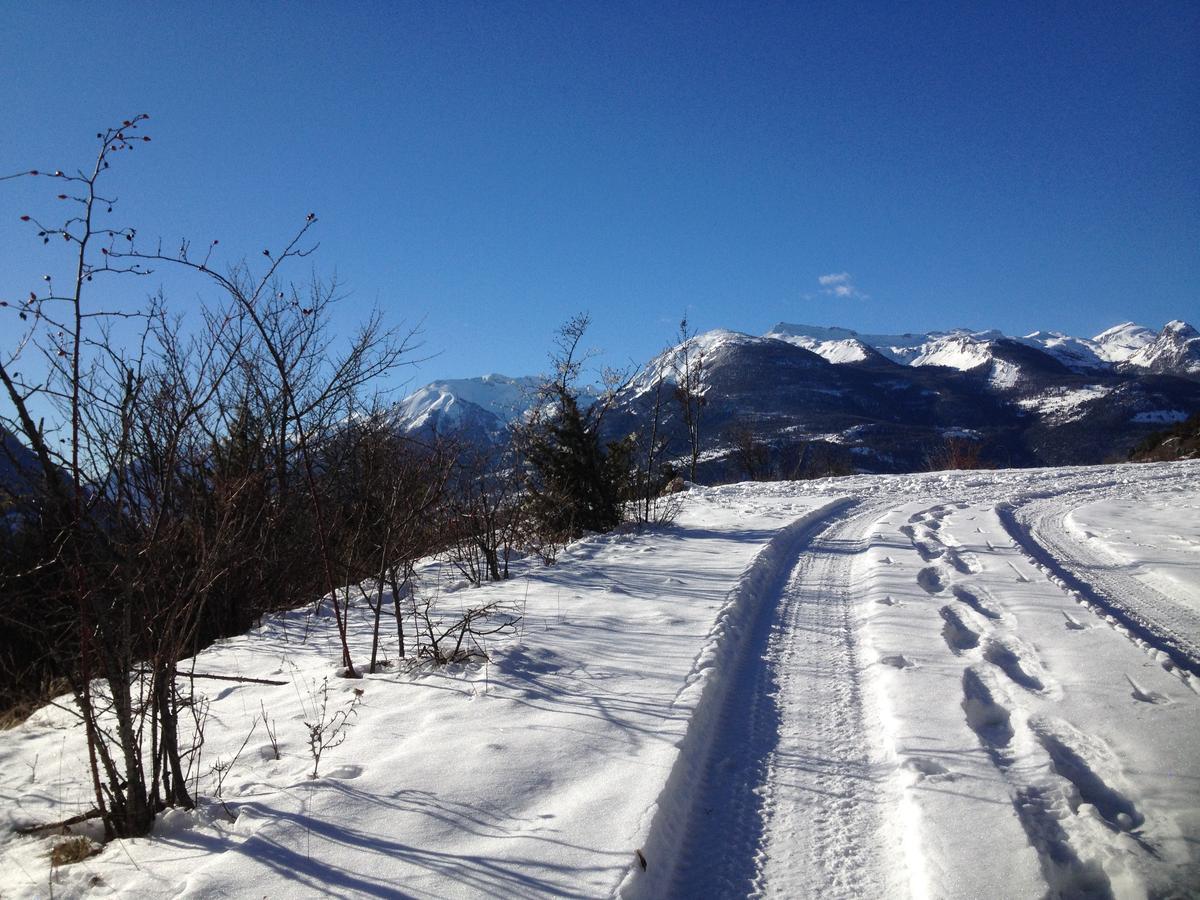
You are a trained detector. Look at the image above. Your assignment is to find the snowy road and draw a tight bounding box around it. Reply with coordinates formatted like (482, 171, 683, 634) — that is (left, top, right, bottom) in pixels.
(3, 462, 1198, 898)
(669, 500, 901, 899)
(642, 465, 1200, 898)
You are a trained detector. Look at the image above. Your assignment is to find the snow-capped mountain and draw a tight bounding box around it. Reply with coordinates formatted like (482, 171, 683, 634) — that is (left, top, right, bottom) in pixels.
(392, 374, 540, 444)
(770, 320, 1199, 380)
(392, 319, 1200, 476)
(1092, 322, 1158, 363)
(1126, 320, 1200, 376)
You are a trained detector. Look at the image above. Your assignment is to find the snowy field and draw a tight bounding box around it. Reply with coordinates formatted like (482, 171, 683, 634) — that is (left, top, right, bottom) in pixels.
(2, 461, 1198, 898)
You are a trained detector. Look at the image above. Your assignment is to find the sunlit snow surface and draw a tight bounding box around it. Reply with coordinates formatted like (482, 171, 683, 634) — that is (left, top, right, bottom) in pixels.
(1016, 384, 1113, 422)
(2, 462, 1198, 898)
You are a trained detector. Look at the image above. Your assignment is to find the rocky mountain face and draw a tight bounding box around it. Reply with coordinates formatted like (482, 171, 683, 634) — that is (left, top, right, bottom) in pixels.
(392, 320, 1200, 478)
(1125, 320, 1200, 376)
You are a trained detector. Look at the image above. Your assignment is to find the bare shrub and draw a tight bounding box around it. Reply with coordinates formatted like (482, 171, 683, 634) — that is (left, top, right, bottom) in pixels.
(0, 117, 416, 837)
(304, 678, 363, 779)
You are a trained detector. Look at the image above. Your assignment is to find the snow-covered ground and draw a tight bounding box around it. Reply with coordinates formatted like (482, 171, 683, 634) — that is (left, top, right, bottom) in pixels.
(2, 462, 1198, 898)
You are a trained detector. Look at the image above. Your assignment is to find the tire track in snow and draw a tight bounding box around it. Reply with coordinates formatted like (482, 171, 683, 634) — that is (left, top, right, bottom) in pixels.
(620, 498, 856, 900)
(662, 500, 898, 899)
(998, 500, 1200, 679)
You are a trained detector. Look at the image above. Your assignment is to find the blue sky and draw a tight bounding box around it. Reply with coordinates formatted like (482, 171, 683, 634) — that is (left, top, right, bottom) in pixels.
(1, 1, 1196, 391)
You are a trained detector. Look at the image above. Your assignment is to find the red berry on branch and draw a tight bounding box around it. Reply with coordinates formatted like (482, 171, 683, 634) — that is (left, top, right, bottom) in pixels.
(19, 215, 30, 221)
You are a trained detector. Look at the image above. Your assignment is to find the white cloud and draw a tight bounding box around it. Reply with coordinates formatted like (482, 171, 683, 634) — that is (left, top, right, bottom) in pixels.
(817, 271, 867, 300)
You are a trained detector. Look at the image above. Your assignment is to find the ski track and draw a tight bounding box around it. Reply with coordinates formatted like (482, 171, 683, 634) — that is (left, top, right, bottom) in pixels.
(669, 501, 900, 900)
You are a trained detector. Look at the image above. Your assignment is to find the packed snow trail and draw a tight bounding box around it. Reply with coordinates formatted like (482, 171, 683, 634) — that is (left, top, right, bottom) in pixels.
(665, 500, 901, 898)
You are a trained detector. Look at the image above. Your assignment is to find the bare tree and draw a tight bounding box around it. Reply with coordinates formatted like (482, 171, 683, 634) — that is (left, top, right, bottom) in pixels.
(672, 317, 706, 481)
(0, 116, 417, 838)
(727, 418, 771, 481)
(627, 353, 679, 526)
(444, 442, 523, 584)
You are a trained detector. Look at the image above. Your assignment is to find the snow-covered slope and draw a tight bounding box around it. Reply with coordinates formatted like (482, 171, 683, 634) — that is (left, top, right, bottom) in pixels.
(1094, 322, 1158, 363)
(394, 374, 537, 431)
(390, 373, 540, 444)
(764, 326, 885, 365)
(1126, 320, 1200, 376)
(2, 461, 1198, 898)
(1017, 330, 1108, 372)
(769, 322, 981, 366)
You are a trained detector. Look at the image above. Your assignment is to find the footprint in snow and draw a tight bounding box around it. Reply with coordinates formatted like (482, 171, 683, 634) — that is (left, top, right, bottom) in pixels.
(325, 764, 364, 780)
(876, 595, 899, 606)
(917, 567, 945, 594)
(944, 547, 979, 575)
(1027, 715, 1145, 833)
(940, 605, 980, 653)
(880, 654, 916, 669)
(951, 585, 1001, 620)
(983, 638, 1045, 692)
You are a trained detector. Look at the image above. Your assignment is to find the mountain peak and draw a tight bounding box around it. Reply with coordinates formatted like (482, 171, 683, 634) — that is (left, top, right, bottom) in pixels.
(1163, 320, 1198, 338)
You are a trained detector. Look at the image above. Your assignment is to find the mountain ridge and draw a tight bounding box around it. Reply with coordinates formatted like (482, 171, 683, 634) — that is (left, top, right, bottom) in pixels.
(389, 319, 1200, 477)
